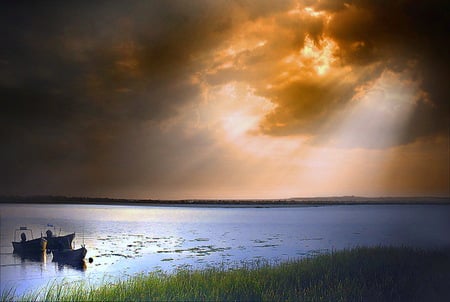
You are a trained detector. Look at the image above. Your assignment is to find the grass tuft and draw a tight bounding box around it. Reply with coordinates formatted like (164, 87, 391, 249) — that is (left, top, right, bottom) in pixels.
(3, 246, 450, 301)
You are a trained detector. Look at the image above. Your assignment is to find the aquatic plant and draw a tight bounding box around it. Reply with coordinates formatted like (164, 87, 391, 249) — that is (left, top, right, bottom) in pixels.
(3, 246, 450, 301)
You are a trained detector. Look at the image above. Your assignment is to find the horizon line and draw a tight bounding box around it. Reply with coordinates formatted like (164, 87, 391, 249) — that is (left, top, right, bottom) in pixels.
(1, 194, 449, 203)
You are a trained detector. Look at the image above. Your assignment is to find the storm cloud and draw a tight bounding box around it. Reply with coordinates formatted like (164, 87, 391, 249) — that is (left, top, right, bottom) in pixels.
(1, 0, 448, 198)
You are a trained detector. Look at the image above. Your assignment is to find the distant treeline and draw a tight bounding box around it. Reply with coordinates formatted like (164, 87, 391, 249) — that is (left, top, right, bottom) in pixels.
(0, 195, 448, 206)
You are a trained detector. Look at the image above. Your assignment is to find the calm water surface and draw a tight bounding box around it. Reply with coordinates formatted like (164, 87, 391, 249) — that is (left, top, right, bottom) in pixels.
(1, 203, 450, 296)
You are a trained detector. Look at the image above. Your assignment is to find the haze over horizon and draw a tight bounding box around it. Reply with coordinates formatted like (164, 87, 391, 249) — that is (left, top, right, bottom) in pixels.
(1, 1, 449, 200)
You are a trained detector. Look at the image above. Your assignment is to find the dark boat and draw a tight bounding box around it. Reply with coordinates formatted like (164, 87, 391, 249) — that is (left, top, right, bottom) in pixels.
(52, 245, 87, 265)
(44, 230, 75, 251)
(12, 238, 47, 254)
(12, 227, 47, 255)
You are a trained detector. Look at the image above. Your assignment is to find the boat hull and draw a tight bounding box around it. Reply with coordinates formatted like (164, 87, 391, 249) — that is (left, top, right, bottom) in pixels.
(45, 233, 75, 251)
(52, 246, 87, 265)
(12, 237, 47, 255)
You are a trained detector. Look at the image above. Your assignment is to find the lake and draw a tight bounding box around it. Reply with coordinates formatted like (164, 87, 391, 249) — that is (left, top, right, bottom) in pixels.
(1, 203, 450, 296)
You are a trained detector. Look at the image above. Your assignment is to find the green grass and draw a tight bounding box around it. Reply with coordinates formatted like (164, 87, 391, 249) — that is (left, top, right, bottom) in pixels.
(3, 246, 450, 301)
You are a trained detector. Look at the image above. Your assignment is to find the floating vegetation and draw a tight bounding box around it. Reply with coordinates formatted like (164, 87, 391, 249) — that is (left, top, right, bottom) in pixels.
(252, 239, 268, 244)
(254, 244, 279, 248)
(110, 253, 132, 259)
(156, 245, 231, 256)
(191, 238, 210, 242)
(299, 237, 324, 241)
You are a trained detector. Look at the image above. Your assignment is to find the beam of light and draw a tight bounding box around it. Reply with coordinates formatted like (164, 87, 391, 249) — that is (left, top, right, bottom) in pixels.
(209, 82, 305, 158)
(330, 70, 418, 149)
(161, 24, 422, 198)
(168, 82, 310, 199)
(154, 69, 420, 198)
(300, 70, 420, 196)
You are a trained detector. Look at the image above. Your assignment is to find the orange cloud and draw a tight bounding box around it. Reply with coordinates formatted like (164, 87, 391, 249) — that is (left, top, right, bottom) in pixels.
(199, 0, 448, 148)
(1, 0, 448, 198)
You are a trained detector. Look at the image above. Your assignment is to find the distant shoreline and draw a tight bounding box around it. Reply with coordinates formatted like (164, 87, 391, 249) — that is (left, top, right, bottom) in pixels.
(0, 195, 448, 207)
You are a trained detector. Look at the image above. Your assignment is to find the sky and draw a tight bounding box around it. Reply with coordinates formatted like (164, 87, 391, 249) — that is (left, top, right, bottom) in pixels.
(1, 0, 449, 199)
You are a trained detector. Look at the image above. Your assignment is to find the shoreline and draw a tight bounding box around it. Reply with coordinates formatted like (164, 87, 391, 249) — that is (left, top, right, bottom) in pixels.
(5, 246, 450, 301)
(0, 195, 449, 208)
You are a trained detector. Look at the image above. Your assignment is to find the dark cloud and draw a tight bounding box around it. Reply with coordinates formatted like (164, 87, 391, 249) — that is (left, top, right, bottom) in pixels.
(0, 1, 233, 194)
(250, 0, 449, 146)
(259, 77, 355, 136)
(0, 0, 296, 195)
(323, 0, 450, 139)
(1, 0, 448, 197)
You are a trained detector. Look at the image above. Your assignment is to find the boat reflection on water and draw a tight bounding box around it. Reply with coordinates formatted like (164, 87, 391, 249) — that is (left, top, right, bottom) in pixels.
(13, 250, 47, 263)
(54, 259, 87, 271)
(12, 246, 87, 271)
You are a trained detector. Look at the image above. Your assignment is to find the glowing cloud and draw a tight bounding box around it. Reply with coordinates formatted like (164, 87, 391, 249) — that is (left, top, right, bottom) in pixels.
(1, 0, 448, 198)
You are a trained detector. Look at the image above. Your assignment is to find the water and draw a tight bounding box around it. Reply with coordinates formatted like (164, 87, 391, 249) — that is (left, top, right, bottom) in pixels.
(1, 203, 450, 296)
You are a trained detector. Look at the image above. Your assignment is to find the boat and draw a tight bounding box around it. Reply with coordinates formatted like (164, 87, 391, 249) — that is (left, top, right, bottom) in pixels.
(12, 237, 47, 255)
(52, 245, 87, 265)
(44, 229, 75, 251)
(12, 227, 47, 255)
